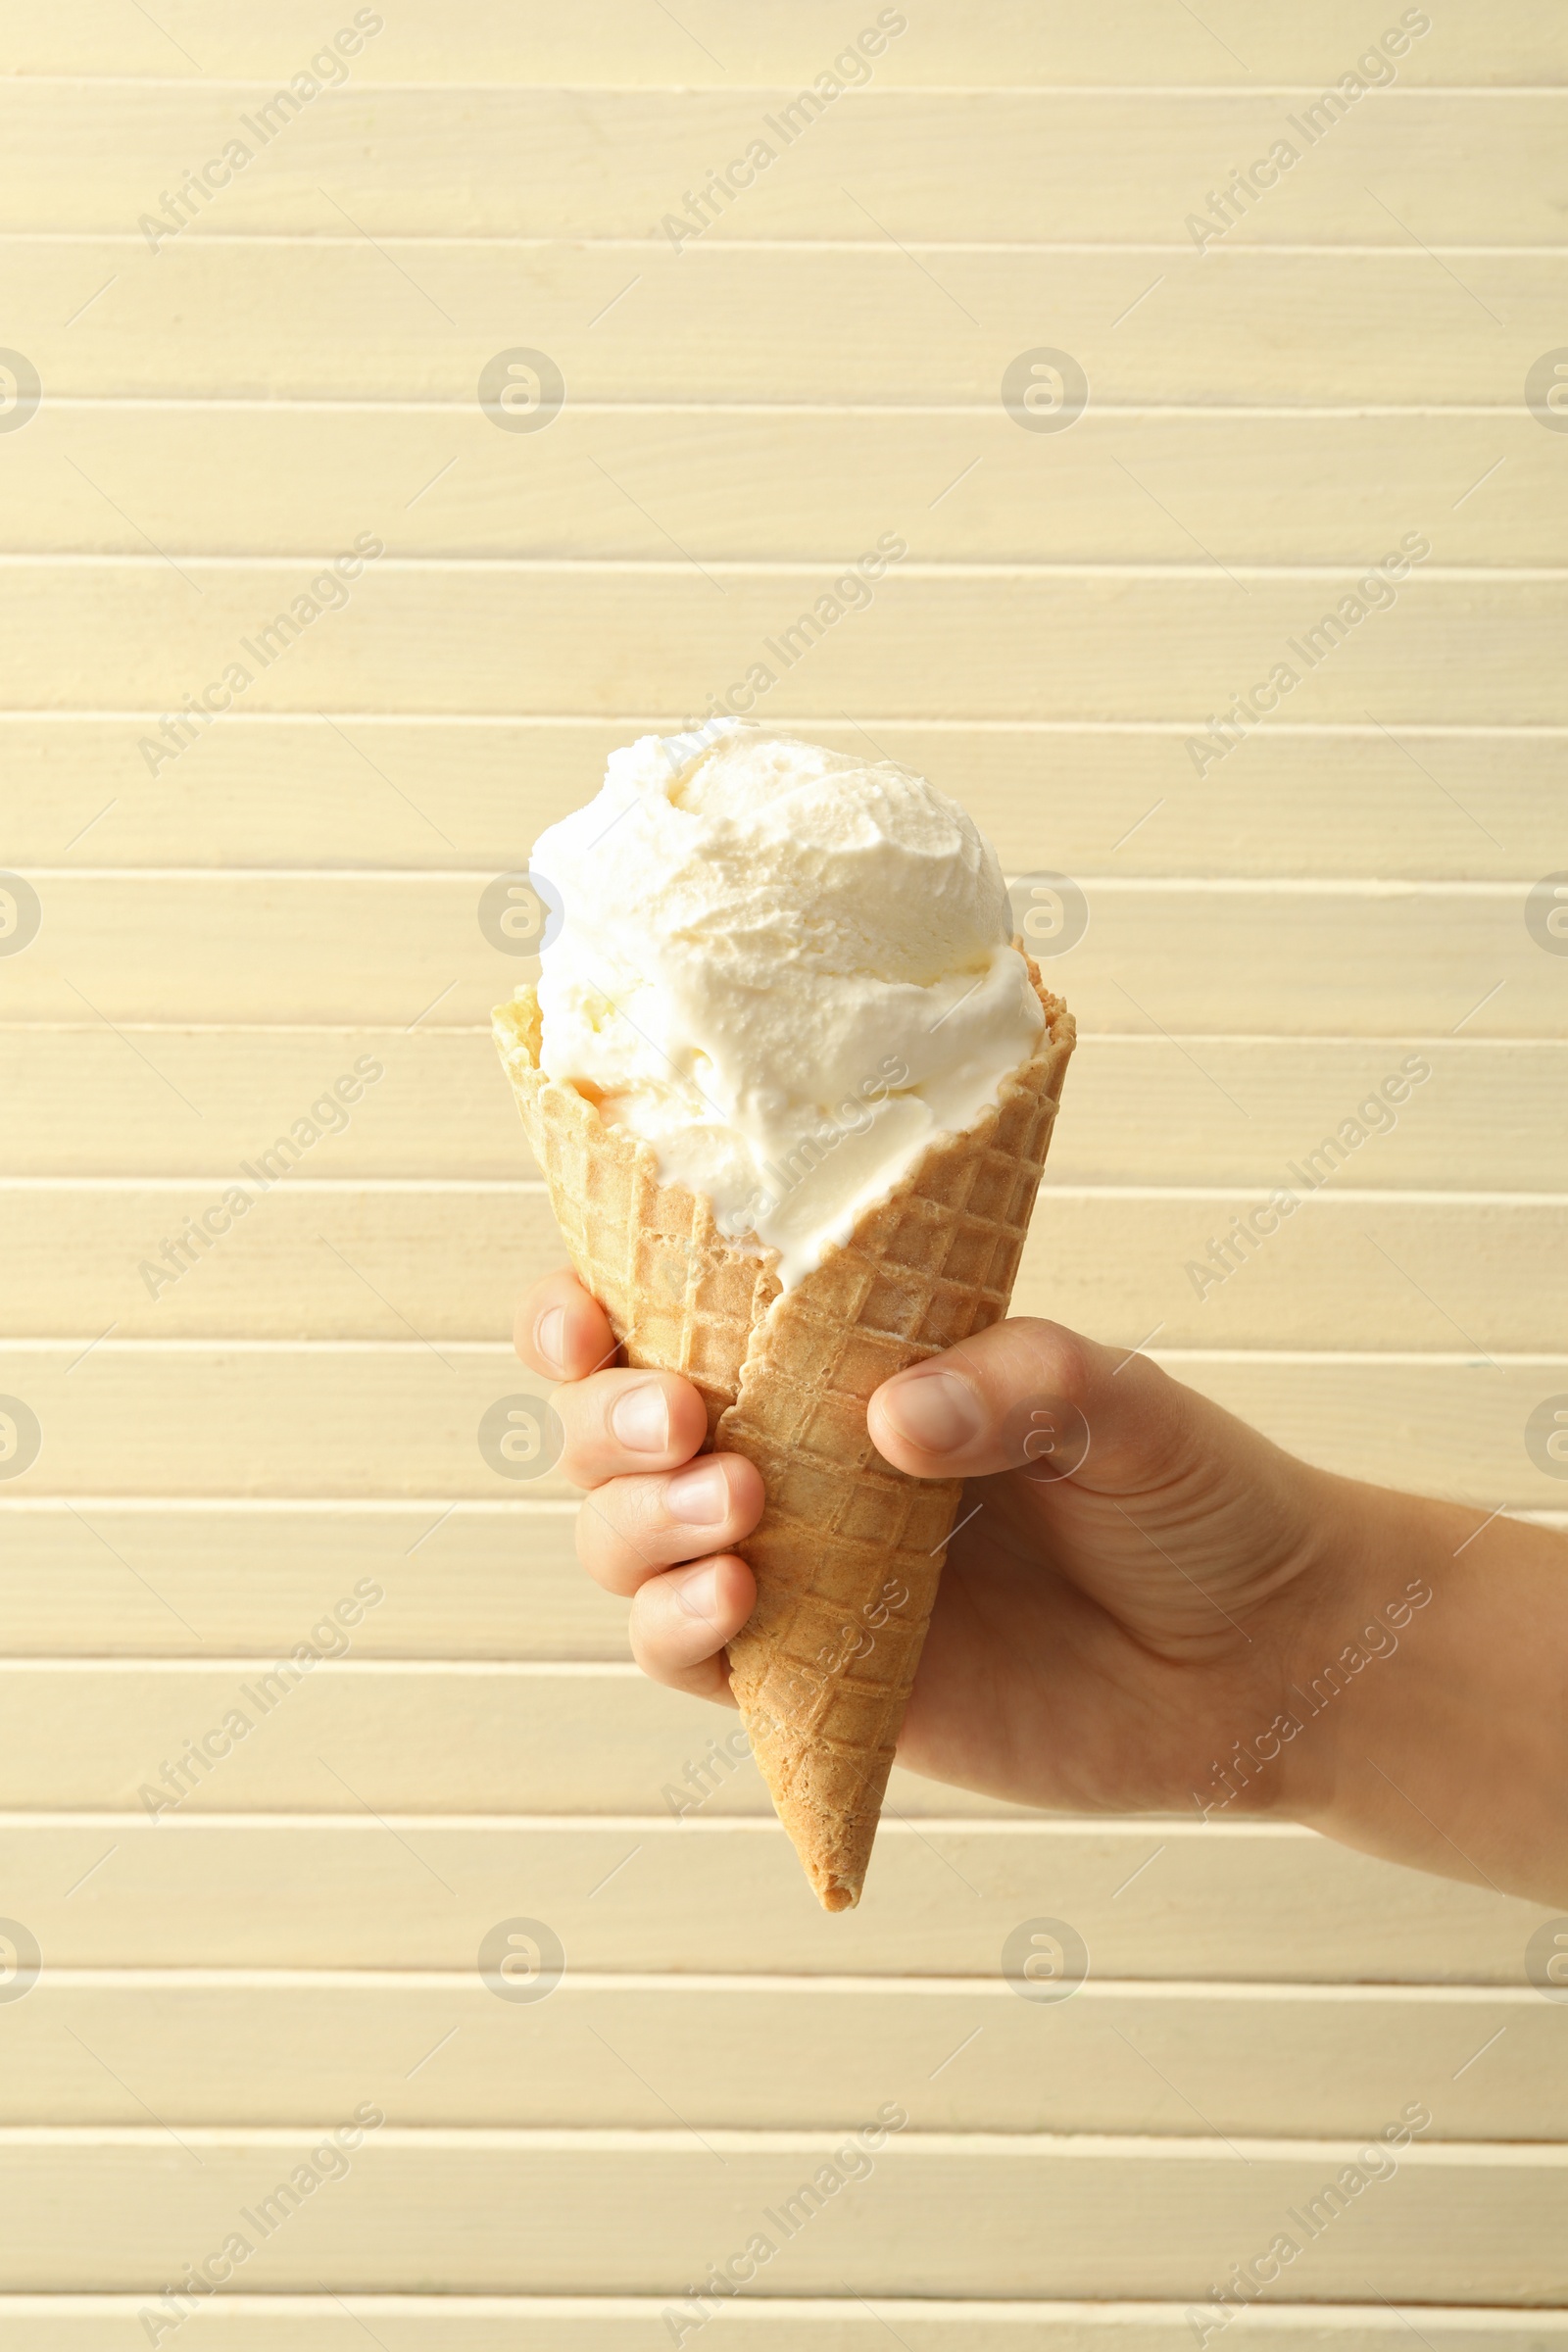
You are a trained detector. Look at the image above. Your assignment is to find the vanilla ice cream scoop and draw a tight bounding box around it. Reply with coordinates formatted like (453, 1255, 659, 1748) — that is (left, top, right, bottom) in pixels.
(527, 721, 1045, 1286)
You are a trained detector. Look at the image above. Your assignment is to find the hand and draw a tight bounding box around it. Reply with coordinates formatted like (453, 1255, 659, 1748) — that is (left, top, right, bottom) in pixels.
(516, 1267, 767, 1707)
(517, 1267, 1568, 1902)
(514, 1267, 1348, 1823)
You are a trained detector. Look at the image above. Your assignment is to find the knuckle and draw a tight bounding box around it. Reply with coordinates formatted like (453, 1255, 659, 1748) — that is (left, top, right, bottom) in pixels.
(556, 1423, 591, 1489)
(572, 1498, 608, 1566)
(555, 1373, 617, 1454)
(1016, 1317, 1095, 1407)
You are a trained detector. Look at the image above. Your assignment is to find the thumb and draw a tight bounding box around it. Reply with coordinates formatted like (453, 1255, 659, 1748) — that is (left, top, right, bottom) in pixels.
(867, 1317, 1205, 1493)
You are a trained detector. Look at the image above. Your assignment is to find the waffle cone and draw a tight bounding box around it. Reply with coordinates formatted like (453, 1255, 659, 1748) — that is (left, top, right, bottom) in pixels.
(494, 965, 1074, 1909)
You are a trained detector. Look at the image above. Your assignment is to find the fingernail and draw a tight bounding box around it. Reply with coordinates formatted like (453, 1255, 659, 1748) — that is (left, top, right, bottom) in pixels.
(880, 1369, 984, 1455)
(665, 1461, 730, 1526)
(534, 1304, 566, 1375)
(672, 1561, 721, 1622)
(610, 1381, 670, 1453)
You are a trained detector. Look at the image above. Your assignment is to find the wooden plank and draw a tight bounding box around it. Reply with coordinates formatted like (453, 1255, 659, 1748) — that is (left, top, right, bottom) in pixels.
(1, 564, 1561, 729)
(0, 1339, 528, 1499)
(7, 1812, 1553, 1981)
(0, 1500, 618, 1659)
(4, 1029, 1562, 1190)
(0, 1026, 529, 1179)
(0, 1342, 1562, 1502)
(3, 716, 1558, 882)
(0, 0, 1555, 87)
(0, 2128, 1562, 2298)
(0, 1659, 1033, 1818)
(0, 2297, 1563, 2352)
(0, 2298, 1563, 2352)
(6, 1183, 1566, 1352)
(0, 873, 1556, 1035)
(19, 408, 1568, 569)
(4, 1499, 1564, 1663)
(14, 242, 1563, 403)
(3, 1974, 1557, 2138)
(5, 88, 1564, 245)
(9, 558, 1568, 729)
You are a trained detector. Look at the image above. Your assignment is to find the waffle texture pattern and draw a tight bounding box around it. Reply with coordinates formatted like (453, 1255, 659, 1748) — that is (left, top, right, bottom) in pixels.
(494, 967, 1074, 1908)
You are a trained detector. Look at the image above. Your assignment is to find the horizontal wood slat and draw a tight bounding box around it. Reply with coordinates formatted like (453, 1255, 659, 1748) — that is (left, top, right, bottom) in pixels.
(4, 1030, 1563, 1190)
(0, 2301, 1564, 2352)
(17, 409, 1568, 569)
(2, 874, 1557, 1033)
(5, 1499, 1565, 1662)
(6, 1184, 1565, 1351)
(0, 2, 1556, 86)
(3, 1813, 1553, 1982)
(0, 1344, 1561, 1501)
(1, 566, 1564, 726)
(0, 1501, 608, 1659)
(3, 1974, 1557, 2138)
(0, 2129, 1562, 2298)
(4, 565, 1564, 729)
(0, 1660, 1027, 1819)
(6, 89, 1565, 245)
(14, 242, 1563, 402)
(4, 716, 1557, 881)
(0, 2297, 1562, 2352)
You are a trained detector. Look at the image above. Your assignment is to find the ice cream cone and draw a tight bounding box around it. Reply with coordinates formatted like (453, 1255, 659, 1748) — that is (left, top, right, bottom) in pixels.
(495, 963, 1074, 1909)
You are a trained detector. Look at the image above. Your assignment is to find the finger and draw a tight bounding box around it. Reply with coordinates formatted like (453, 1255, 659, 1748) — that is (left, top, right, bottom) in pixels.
(555, 1364, 710, 1488)
(867, 1316, 1206, 1490)
(575, 1452, 766, 1594)
(628, 1553, 755, 1704)
(514, 1267, 616, 1382)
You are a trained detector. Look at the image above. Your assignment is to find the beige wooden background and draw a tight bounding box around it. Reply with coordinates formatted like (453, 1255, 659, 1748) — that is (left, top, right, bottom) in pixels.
(1, 2, 1566, 2344)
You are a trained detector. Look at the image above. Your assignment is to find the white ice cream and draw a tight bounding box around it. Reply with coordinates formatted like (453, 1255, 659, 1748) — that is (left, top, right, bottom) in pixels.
(527, 722, 1044, 1286)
